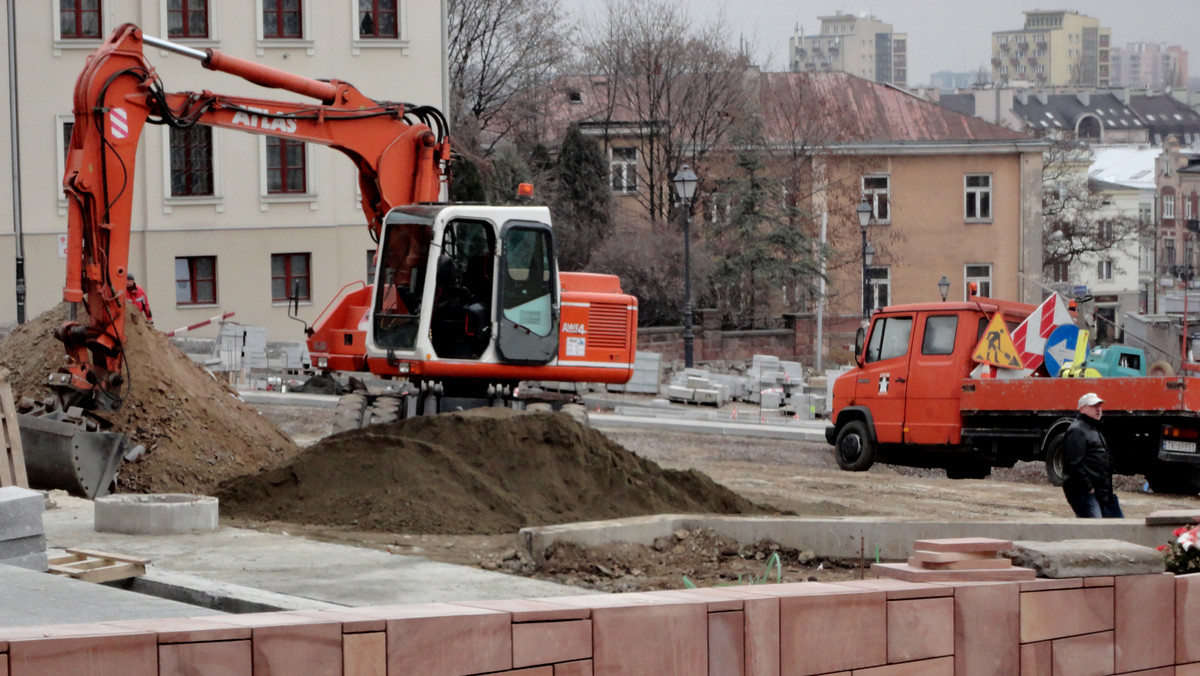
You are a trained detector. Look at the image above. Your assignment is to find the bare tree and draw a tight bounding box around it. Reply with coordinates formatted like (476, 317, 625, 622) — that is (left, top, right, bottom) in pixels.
(1040, 134, 1149, 281)
(580, 0, 748, 225)
(447, 0, 573, 153)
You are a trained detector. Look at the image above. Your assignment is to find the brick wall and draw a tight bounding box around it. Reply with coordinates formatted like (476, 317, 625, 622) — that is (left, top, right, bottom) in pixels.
(2, 573, 1198, 674)
(637, 313, 860, 367)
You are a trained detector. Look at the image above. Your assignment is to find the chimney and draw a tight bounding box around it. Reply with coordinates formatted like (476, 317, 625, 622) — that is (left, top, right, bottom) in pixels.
(1016, 91, 1028, 105)
(1076, 92, 1090, 106)
(1037, 91, 1048, 105)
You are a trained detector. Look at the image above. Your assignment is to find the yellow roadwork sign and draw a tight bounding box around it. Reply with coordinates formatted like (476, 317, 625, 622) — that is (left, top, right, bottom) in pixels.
(972, 314, 1024, 369)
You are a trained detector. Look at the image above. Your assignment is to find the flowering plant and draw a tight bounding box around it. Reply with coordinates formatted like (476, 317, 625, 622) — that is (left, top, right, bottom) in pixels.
(1158, 525, 1200, 574)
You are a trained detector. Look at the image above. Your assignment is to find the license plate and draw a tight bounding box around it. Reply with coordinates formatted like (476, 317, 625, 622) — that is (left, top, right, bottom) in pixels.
(1163, 439, 1197, 453)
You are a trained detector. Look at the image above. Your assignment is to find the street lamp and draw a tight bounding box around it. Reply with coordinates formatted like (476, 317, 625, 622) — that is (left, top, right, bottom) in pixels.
(673, 165, 699, 367)
(856, 198, 873, 318)
(938, 276, 950, 301)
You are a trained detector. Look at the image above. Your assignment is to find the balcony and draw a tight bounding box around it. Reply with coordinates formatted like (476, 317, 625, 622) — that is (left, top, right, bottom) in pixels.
(1010, 58, 1020, 66)
(1027, 57, 1038, 65)
(1036, 41, 1047, 50)
(998, 42, 1011, 51)
(991, 58, 1001, 67)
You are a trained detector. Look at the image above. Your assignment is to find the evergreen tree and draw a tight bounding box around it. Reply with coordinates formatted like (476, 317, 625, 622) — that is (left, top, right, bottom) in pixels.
(449, 154, 487, 203)
(552, 124, 612, 270)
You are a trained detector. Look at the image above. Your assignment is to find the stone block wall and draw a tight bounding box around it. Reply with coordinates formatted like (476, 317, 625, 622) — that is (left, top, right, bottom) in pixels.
(2, 573, 1199, 674)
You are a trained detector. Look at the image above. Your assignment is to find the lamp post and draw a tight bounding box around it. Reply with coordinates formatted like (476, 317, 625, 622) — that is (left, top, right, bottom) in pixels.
(673, 165, 699, 367)
(938, 276, 950, 302)
(856, 199, 873, 319)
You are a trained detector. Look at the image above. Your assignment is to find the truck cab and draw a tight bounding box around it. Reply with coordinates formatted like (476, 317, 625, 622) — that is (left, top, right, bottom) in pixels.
(826, 300, 1024, 476)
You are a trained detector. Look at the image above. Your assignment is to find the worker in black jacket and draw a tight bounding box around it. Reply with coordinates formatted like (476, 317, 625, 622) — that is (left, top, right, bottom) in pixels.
(1062, 392, 1123, 518)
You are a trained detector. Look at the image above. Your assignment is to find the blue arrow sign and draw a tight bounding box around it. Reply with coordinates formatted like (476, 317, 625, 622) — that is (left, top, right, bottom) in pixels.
(1044, 324, 1081, 376)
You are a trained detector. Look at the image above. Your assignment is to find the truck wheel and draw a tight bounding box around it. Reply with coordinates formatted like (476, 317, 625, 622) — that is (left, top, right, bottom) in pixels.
(1146, 462, 1200, 496)
(331, 394, 368, 434)
(1043, 432, 1067, 487)
(835, 420, 875, 472)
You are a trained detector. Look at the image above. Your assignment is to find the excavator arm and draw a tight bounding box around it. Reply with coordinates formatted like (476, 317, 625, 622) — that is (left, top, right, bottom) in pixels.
(56, 23, 449, 411)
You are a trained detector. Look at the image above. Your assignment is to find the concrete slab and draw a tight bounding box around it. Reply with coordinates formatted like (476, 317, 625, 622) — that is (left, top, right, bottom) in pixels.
(38, 494, 585, 615)
(519, 514, 1180, 561)
(1006, 539, 1166, 578)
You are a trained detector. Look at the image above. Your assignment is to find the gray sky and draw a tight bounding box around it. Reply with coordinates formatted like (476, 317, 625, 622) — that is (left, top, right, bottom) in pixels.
(563, 0, 1200, 87)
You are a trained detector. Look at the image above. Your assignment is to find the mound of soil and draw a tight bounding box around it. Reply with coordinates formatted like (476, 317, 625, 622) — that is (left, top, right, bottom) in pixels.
(217, 408, 773, 535)
(0, 304, 298, 494)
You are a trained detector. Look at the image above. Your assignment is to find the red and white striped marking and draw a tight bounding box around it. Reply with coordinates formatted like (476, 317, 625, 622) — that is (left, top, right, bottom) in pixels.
(109, 108, 128, 139)
(1010, 293, 1071, 373)
(164, 312, 235, 337)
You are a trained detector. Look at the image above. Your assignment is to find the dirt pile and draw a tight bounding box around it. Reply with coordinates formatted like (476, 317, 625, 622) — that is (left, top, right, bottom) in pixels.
(217, 408, 773, 535)
(0, 304, 299, 494)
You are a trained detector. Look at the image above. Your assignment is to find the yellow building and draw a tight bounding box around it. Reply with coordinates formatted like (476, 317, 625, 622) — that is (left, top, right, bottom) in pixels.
(790, 12, 907, 88)
(991, 10, 1111, 87)
(0, 1, 446, 342)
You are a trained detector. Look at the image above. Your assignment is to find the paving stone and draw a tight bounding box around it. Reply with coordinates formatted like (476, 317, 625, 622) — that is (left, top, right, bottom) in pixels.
(1145, 509, 1200, 526)
(0, 535, 45, 560)
(1006, 540, 1165, 578)
(0, 487, 44, 541)
(0, 551, 47, 572)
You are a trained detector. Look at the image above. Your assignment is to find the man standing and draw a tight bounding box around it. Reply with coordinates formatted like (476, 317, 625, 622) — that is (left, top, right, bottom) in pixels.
(1062, 392, 1123, 518)
(126, 273, 153, 323)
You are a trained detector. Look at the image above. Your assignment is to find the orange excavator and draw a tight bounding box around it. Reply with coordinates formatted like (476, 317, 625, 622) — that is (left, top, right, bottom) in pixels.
(23, 24, 638, 497)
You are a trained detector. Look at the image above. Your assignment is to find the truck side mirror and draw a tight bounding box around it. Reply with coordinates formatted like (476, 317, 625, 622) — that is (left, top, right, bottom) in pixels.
(854, 327, 866, 366)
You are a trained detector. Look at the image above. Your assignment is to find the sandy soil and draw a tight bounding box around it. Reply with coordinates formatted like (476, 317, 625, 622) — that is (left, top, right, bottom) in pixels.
(249, 402, 1200, 592)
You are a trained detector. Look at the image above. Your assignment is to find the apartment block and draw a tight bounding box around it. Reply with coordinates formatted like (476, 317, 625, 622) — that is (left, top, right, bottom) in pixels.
(789, 11, 907, 88)
(0, 1, 445, 341)
(991, 10, 1111, 87)
(1111, 42, 1189, 90)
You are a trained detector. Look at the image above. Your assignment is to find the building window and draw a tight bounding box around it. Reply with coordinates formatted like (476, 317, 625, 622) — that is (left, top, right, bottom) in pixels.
(170, 125, 214, 196)
(60, 0, 102, 39)
(862, 175, 890, 222)
(1164, 194, 1175, 219)
(175, 256, 217, 305)
(266, 138, 307, 194)
(866, 267, 889, 313)
(1048, 261, 1070, 283)
(965, 174, 992, 222)
(62, 120, 74, 163)
(367, 249, 377, 285)
(272, 253, 311, 302)
(1098, 259, 1113, 281)
(167, 0, 208, 39)
(358, 0, 398, 38)
(965, 264, 992, 298)
(610, 147, 637, 194)
(1165, 238, 1177, 269)
(263, 0, 302, 38)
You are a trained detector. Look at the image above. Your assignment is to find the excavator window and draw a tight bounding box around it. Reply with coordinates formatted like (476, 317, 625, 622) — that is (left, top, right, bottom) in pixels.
(373, 222, 432, 350)
(430, 220, 495, 359)
(501, 226, 554, 338)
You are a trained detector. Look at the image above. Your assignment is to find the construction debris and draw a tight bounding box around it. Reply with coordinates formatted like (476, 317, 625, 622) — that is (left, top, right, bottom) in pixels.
(48, 548, 149, 583)
(0, 369, 28, 489)
(872, 537, 1036, 582)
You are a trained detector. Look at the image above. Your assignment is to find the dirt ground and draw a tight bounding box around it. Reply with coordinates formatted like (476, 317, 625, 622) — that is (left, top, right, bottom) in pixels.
(247, 402, 1200, 593)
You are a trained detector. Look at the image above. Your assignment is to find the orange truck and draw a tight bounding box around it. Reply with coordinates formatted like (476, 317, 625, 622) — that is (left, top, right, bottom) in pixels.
(824, 296, 1200, 495)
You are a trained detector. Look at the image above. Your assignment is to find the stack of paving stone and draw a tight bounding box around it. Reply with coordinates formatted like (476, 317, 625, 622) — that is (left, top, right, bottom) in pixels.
(666, 369, 727, 406)
(872, 537, 1035, 582)
(0, 486, 47, 572)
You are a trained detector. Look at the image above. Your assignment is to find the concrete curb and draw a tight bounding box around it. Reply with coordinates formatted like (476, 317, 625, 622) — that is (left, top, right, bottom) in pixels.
(518, 514, 1178, 562)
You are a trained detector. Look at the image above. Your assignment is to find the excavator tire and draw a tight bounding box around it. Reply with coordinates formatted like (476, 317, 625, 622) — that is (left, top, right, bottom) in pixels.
(560, 403, 589, 426)
(331, 394, 368, 434)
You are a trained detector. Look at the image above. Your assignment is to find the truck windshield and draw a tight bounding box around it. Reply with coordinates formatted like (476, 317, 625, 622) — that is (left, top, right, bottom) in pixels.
(866, 316, 913, 363)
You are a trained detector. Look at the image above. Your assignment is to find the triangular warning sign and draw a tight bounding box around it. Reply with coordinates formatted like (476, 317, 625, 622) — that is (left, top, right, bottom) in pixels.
(972, 314, 1024, 369)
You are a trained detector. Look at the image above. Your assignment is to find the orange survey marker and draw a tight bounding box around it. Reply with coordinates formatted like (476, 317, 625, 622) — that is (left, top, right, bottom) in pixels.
(0, 369, 28, 488)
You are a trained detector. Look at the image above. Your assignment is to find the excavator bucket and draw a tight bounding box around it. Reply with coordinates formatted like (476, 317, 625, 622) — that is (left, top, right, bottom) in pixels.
(18, 408, 127, 499)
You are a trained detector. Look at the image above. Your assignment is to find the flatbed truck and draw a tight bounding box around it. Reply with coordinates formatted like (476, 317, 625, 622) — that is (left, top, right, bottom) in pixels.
(824, 296, 1200, 495)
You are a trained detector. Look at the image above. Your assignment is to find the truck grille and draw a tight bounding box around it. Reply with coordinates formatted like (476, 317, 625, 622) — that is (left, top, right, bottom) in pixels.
(587, 302, 629, 349)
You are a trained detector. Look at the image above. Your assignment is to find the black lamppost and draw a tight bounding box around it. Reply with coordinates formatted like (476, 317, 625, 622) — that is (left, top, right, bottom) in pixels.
(673, 165, 699, 367)
(857, 199, 874, 318)
(939, 276, 951, 301)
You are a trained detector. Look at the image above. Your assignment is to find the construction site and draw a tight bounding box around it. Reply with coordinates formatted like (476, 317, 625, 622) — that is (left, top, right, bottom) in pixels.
(1, 299, 1199, 674)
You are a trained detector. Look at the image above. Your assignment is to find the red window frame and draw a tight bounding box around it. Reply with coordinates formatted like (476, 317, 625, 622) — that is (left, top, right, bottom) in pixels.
(266, 138, 307, 194)
(272, 253, 311, 302)
(168, 0, 209, 39)
(358, 0, 398, 39)
(175, 256, 217, 306)
(60, 0, 102, 39)
(263, 0, 302, 39)
(169, 125, 214, 197)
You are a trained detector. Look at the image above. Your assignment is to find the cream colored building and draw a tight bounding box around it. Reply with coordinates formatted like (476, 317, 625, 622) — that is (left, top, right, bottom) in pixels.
(0, 1, 446, 343)
(991, 10, 1110, 87)
(790, 12, 907, 88)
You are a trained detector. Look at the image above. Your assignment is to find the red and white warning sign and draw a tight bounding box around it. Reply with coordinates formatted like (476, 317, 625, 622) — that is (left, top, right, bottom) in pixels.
(110, 107, 128, 139)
